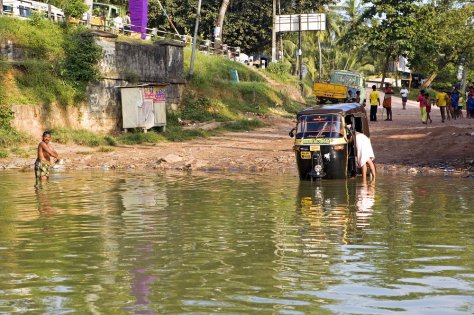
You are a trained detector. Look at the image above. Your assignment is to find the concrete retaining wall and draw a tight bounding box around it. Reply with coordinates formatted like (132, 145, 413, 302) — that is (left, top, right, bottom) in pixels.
(2, 32, 185, 135)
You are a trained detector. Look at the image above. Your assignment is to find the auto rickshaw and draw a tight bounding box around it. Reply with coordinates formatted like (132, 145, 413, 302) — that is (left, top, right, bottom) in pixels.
(289, 103, 370, 180)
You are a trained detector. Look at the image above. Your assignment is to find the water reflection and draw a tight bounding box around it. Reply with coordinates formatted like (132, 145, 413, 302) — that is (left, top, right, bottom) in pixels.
(119, 176, 168, 314)
(355, 183, 375, 227)
(35, 183, 60, 217)
(0, 172, 472, 314)
(295, 180, 378, 245)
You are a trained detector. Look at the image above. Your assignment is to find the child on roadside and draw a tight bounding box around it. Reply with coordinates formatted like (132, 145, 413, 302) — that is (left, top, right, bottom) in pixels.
(467, 93, 474, 119)
(417, 90, 427, 124)
(400, 86, 409, 110)
(424, 92, 432, 123)
(383, 83, 394, 121)
(446, 92, 453, 120)
(458, 95, 465, 119)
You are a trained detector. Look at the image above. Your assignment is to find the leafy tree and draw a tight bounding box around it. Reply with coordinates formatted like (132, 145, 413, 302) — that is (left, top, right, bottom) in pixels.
(63, 0, 89, 19)
(280, 0, 374, 82)
(63, 30, 103, 83)
(409, 2, 474, 87)
(216, 0, 230, 42)
(147, 0, 335, 54)
(344, 0, 420, 85)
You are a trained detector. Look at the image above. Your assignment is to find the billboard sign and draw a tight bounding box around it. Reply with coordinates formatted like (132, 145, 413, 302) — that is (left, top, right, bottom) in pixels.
(275, 14, 326, 32)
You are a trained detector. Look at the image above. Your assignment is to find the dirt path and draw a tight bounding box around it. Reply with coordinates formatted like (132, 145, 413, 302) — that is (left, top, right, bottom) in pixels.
(1, 96, 473, 175)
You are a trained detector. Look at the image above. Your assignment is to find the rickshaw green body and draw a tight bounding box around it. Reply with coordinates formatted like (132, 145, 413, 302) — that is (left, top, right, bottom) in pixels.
(291, 103, 370, 180)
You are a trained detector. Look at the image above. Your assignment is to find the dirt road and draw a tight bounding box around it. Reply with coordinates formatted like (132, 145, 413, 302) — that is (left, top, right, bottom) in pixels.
(1, 96, 473, 176)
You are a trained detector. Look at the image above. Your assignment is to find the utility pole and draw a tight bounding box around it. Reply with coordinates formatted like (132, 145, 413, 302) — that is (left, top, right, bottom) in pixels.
(271, 0, 276, 61)
(278, 0, 283, 61)
(85, 0, 93, 27)
(318, 34, 322, 81)
(189, 0, 202, 79)
(298, 14, 303, 94)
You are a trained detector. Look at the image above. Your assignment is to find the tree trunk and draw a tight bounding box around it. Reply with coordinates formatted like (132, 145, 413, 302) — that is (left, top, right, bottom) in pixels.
(0, 0, 3, 15)
(421, 72, 437, 88)
(380, 52, 391, 88)
(215, 0, 230, 50)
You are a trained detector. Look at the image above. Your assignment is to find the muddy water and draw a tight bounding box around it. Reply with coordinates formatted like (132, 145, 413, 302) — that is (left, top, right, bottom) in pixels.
(0, 171, 473, 314)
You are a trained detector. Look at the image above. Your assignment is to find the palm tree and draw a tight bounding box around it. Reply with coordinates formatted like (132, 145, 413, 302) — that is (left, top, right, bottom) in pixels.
(282, 0, 376, 82)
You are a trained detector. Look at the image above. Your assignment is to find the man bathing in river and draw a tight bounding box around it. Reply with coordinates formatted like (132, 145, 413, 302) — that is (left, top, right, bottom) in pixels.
(355, 132, 376, 183)
(346, 121, 376, 183)
(35, 131, 60, 182)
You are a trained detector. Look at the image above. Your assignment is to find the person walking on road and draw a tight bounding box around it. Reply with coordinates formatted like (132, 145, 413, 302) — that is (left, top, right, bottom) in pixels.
(446, 93, 454, 120)
(467, 86, 474, 119)
(467, 92, 474, 119)
(369, 85, 380, 121)
(417, 90, 427, 124)
(425, 92, 433, 124)
(451, 86, 461, 119)
(383, 83, 394, 121)
(435, 90, 449, 122)
(400, 86, 409, 110)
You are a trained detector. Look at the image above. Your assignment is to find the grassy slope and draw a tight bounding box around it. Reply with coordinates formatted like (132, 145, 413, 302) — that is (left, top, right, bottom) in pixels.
(182, 48, 304, 117)
(0, 17, 306, 154)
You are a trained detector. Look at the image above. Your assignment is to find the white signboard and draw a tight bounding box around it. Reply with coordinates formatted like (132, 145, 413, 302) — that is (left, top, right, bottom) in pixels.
(275, 14, 326, 32)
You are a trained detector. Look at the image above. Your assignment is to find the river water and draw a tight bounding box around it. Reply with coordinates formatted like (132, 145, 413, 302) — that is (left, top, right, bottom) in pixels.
(0, 171, 473, 314)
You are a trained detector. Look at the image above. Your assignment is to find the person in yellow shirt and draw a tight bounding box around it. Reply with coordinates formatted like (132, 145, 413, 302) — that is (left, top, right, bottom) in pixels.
(435, 91, 449, 123)
(369, 85, 380, 121)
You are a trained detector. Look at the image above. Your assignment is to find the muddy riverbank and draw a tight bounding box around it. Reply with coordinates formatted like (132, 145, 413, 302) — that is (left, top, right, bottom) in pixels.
(1, 97, 473, 177)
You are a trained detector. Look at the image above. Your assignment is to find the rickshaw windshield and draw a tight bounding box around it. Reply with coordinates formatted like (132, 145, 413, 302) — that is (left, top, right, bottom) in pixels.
(296, 115, 343, 139)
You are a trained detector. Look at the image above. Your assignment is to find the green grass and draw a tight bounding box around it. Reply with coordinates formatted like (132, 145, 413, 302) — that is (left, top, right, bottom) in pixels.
(13, 60, 79, 106)
(0, 16, 64, 60)
(50, 128, 114, 147)
(184, 48, 265, 87)
(0, 17, 99, 107)
(0, 149, 9, 158)
(46, 116, 267, 147)
(180, 47, 307, 125)
(10, 147, 33, 158)
(98, 146, 115, 152)
(221, 119, 265, 131)
(118, 131, 166, 145)
(0, 128, 31, 148)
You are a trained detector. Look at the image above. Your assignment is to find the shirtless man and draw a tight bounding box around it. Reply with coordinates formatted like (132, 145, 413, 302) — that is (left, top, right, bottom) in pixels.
(35, 131, 60, 181)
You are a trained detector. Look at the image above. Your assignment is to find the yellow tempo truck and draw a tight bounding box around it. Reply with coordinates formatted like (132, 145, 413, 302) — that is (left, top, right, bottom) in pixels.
(314, 70, 365, 105)
(313, 82, 348, 102)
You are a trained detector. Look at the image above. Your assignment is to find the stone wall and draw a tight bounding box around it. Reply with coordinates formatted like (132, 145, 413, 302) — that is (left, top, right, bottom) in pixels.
(2, 32, 185, 135)
(11, 101, 118, 137)
(93, 36, 186, 119)
(0, 39, 27, 61)
(84, 35, 186, 131)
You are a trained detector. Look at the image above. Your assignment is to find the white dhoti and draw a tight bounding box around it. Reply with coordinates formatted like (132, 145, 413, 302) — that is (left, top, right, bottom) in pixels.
(355, 132, 375, 168)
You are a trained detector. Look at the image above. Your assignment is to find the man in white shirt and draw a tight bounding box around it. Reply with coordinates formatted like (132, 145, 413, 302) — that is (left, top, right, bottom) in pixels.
(355, 132, 376, 183)
(400, 86, 409, 110)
